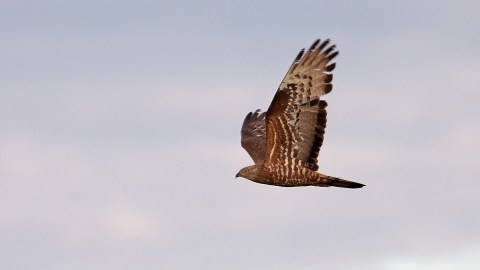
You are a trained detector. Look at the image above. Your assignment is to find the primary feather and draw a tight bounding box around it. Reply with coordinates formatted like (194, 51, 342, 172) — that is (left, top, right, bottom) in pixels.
(237, 39, 364, 189)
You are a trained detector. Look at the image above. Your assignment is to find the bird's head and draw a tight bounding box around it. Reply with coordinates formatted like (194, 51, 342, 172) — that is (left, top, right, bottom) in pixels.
(235, 165, 258, 181)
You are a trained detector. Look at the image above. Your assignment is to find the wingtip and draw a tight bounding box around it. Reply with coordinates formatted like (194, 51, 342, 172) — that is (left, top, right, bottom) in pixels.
(309, 39, 320, 50)
(295, 49, 305, 62)
(326, 62, 336, 72)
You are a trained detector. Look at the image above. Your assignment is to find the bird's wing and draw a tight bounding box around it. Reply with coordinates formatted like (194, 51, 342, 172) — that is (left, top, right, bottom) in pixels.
(265, 39, 337, 171)
(241, 110, 267, 165)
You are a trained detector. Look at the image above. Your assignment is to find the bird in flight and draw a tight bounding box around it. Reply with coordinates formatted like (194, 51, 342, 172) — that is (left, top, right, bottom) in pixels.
(236, 39, 364, 189)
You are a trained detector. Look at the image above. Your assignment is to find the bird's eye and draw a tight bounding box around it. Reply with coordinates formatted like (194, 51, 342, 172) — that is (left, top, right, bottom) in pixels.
(245, 170, 249, 174)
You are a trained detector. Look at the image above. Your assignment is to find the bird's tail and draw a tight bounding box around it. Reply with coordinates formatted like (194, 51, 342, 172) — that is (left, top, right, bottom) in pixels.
(316, 174, 365, 189)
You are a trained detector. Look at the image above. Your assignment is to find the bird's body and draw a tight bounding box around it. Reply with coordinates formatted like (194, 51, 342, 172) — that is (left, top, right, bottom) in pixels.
(254, 162, 327, 187)
(244, 157, 363, 188)
(236, 39, 365, 189)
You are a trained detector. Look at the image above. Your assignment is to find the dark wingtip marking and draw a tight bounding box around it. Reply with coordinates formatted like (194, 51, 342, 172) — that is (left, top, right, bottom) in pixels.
(326, 63, 336, 72)
(295, 49, 305, 62)
(317, 39, 330, 52)
(315, 127, 325, 135)
(328, 51, 339, 60)
(323, 45, 336, 56)
(317, 117, 326, 126)
(324, 74, 333, 83)
(309, 39, 321, 51)
(324, 84, 333, 94)
(312, 138, 323, 148)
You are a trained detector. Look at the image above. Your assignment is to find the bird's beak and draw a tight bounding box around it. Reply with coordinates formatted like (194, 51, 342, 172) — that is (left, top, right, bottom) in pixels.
(235, 173, 239, 178)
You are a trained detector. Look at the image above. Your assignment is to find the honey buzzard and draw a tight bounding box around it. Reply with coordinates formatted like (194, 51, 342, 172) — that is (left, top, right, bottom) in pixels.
(236, 39, 364, 189)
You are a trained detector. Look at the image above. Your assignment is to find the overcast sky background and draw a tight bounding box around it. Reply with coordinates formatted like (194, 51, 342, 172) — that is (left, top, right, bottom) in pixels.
(1, 0, 480, 269)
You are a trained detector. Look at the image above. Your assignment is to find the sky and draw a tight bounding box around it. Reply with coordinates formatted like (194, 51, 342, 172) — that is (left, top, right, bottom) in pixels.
(1, 0, 480, 269)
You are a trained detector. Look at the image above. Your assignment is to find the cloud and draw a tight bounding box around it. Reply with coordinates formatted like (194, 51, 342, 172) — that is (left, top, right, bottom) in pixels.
(101, 200, 166, 242)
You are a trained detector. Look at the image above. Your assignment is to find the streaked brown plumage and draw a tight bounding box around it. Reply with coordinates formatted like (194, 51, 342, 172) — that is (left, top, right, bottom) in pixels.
(236, 39, 364, 189)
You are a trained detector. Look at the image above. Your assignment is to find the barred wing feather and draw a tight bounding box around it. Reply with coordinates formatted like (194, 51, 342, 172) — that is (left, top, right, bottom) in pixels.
(265, 39, 338, 171)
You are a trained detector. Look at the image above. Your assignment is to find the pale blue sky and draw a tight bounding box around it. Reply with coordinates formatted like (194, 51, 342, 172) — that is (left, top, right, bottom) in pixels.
(1, 0, 480, 269)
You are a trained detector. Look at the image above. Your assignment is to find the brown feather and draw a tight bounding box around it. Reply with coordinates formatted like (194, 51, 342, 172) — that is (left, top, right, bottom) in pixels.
(237, 38, 364, 189)
(265, 39, 338, 171)
(241, 110, 266, 165)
